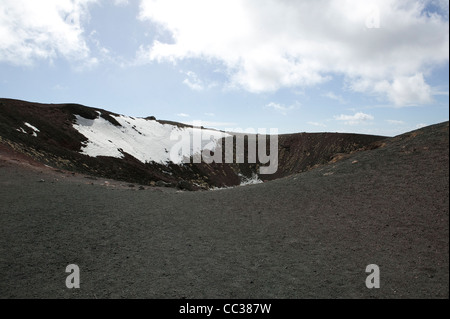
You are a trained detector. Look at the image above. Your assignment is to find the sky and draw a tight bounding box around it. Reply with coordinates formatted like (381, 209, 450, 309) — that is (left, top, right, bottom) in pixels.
(0, 0, 448, 136)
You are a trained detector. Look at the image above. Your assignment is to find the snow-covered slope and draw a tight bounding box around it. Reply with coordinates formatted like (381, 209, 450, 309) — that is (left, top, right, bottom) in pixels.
(0, 98, 388, 189)
(73, 112, 229, 164)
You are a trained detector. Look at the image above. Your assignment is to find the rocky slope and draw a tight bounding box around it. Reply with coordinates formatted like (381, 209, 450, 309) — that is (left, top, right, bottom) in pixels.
(0, 98, 386, 190)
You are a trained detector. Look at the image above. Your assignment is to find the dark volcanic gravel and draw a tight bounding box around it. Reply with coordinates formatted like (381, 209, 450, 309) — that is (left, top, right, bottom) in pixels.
(0, 122, 448, 299)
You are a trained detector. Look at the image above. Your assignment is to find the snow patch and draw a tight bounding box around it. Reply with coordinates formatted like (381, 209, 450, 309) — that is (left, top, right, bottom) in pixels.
(210, 173, 264, 191)
(239, 173, 263, 186)
(73, 113, 230, 164)
(17, 122, 40, 137)
(24, 122, 40, 133)
(209, 185, 233, 191)
(25, 122, 40, 137)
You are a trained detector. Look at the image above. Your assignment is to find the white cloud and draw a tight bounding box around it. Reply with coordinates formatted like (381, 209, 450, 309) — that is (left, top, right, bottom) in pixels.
(181, 70, 218, 91)
(265, 102, 297, 116)
(353, 73, 434, 107)
(182, 71, 204, 91)
(137, 0, 448, 106)
(0, 0, 97, 66)
(388, 73, 434, 106)
(335, 112, 374, 125)
(176, 113, 190, 118)
(183, 79, 203, 91)
(324, 92, 346, 104)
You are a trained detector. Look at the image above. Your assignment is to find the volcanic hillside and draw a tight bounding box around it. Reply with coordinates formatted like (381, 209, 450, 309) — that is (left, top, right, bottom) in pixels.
(0, 117, 448, 298)
(0, 98, 386, 189)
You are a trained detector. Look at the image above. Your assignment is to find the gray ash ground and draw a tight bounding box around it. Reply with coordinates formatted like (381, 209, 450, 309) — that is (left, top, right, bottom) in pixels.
(0, 122, 448, 298)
